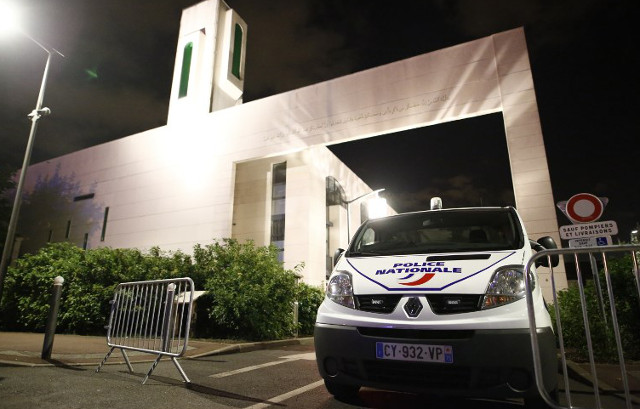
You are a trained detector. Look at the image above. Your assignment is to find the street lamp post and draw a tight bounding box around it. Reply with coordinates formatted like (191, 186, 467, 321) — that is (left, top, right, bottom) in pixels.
(345, 188, 385, 243)
(0, 33, 63, 306)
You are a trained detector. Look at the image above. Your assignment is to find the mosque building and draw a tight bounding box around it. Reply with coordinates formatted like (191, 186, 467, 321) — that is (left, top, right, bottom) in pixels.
(11, 0, 566, 294)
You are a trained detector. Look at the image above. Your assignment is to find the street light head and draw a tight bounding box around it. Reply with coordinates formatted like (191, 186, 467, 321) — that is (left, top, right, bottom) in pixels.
(0, 2, 64, 56)
(367, 197, 388, 219)
(0, 1, 22, 37)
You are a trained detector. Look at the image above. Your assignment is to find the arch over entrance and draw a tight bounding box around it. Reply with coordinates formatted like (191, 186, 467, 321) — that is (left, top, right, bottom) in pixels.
(216, 27, 566, 294)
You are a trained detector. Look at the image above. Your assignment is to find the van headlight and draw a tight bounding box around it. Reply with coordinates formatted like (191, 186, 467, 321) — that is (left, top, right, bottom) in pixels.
(482, 265, 533, 309)
(326, 271, 356, 309)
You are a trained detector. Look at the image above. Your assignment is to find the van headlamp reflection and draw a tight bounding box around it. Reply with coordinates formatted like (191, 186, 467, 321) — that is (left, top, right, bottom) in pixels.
(326, 271, 356, 309)
(482, 265, 532, 309)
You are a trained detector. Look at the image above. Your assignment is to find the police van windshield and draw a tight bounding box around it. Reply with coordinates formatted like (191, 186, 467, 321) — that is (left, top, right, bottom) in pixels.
(348, 208, 522, 256)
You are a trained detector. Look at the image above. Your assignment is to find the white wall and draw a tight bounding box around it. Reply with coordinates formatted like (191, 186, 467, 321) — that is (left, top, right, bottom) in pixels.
(231, 146, 382, 288)
(19, 27, 565, 296)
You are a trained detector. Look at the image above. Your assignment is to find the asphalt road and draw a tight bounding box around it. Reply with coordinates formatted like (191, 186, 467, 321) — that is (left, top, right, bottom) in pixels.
(0, 342, 636, 409)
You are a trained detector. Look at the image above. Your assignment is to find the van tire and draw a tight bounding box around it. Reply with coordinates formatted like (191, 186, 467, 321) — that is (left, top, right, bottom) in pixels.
(524, 397, 550, 409)
(324, 379, 360, 399)
(524, 389, 557, 409)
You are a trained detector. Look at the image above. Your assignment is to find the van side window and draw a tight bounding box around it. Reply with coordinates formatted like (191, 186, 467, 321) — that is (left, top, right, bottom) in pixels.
(361, 228, 376, 247)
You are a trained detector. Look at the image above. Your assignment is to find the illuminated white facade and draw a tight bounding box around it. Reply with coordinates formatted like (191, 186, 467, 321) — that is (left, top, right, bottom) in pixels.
(14, 0, 566, 294)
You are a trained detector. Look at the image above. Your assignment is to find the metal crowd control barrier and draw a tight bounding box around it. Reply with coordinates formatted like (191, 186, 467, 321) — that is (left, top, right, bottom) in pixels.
(526, 245, 640, 409)
(96, 277, 195, 384)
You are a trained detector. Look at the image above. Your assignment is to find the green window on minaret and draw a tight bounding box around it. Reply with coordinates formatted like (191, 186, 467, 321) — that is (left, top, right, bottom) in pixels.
(179, 42, 193, 98)
(231, 24, 243, 79)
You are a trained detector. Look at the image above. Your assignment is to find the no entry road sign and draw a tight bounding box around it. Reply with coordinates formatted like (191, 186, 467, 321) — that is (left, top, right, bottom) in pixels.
(564, 193, 605, 224)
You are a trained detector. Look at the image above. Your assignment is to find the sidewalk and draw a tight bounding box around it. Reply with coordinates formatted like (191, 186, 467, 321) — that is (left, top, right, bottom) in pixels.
(0, 331, 308, 367)
(566, 358, 640, 401)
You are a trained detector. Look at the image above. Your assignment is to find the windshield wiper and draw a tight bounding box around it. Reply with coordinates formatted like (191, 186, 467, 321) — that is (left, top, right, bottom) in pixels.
(348, 251, 383, 257)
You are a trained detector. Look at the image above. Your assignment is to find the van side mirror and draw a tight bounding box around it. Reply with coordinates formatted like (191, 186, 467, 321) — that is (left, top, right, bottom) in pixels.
(531, 236, 559, 267)
(333, 248, 345, 267)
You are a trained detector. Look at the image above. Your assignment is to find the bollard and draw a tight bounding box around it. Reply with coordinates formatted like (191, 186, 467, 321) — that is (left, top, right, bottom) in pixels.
(293, 301, 299, 338)
(41, 276, 64, 359)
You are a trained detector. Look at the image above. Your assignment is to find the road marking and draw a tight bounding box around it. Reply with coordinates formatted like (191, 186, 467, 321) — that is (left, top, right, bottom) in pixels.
(278, 352, 316, 361)
(244, 379, 325, 409)
(209, 352, 316, 378)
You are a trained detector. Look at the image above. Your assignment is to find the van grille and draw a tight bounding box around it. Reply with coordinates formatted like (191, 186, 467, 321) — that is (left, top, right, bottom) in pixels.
(355, 294, 482, 314)
(425, 294, 483, 314)
(356, 295, 402, 313)
(357, 327, 474, 340)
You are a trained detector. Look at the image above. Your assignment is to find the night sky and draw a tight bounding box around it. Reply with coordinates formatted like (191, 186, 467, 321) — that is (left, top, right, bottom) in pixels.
(0, 0, 638, 241)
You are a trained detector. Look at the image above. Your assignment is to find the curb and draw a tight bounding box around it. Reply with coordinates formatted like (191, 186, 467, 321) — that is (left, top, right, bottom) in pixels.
(0, 337, 314, 368)
(187, 337, 313, 359)
(565, 360, 616, 391)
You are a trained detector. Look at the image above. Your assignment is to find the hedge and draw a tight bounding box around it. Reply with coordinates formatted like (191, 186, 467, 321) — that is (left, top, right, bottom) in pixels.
(0, 240, 324, 341)
(0, 243, 193, 334)
(551, 252, 640, 361)
(194, 239, 310, 340)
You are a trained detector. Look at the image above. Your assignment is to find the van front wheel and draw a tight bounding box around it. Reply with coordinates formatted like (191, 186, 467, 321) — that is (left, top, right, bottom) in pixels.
(324, 379, 360, 399)
(524, 389, 557, 409)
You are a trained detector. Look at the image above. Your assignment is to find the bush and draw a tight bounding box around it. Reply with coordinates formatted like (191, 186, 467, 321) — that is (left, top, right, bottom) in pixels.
(1, 239, 314, 341)
(296, 282, 324, 336)
(0, 242, 193, 334)
(552, 252, 640, 361)
(194, 239, 302, 341)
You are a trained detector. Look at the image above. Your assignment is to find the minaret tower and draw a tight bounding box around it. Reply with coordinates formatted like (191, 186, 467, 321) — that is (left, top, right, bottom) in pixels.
(167, 0, 247, 124)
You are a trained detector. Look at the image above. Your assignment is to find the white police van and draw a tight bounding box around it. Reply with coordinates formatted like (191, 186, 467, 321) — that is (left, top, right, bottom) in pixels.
(314, 199, 558, 407)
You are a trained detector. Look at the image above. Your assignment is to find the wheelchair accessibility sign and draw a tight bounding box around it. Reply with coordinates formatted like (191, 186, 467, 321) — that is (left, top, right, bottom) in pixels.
(568, 235, 612, 248)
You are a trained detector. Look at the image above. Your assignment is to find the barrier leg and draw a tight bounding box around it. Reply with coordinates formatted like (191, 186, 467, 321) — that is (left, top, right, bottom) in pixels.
(96, 346, 115, 373)
(142, 354, 163, 384)
(171, 357, 190, 383)
(120, 348, 134, 373)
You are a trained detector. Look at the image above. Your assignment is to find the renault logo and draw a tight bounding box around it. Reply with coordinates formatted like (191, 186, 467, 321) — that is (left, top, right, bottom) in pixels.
(404, 297, 423, 317)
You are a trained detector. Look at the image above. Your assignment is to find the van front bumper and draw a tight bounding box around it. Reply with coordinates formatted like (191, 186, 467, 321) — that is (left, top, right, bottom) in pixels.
(314, 323, 557, 398)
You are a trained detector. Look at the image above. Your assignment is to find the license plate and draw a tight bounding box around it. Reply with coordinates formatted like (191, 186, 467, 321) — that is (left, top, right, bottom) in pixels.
(376, 342, 453, 363)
